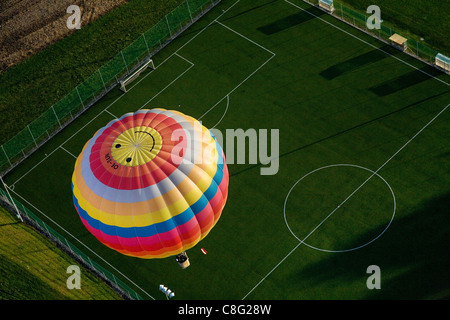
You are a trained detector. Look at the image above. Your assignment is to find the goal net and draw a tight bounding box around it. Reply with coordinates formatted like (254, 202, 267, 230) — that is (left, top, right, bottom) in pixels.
(120, 59, 155, 92)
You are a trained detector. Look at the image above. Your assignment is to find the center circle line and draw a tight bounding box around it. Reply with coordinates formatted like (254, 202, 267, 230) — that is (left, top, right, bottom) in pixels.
(283, 163, 396, 253)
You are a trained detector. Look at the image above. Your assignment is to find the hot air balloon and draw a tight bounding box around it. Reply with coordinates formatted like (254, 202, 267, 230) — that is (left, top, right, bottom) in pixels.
(71, 108, 228, 267)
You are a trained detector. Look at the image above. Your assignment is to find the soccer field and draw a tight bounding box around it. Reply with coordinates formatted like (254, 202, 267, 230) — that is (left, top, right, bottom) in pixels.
(3, 0, 450, 300)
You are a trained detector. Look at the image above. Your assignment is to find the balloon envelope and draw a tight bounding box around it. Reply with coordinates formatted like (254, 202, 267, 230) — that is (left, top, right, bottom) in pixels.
(71, 108, 228, 258)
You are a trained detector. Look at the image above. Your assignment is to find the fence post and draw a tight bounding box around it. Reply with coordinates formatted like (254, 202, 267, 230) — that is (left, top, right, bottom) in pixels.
(165, 15, 172, 37)
(42, 222, 51, 236)
(142, 33, 151, 55)
(51, 105, 62, 128)
(65, 239, 74, 254)
(0, 176, 23, 222)
(76, 87, 85, 108)
(87, 256, 94, 269)
(112, 274, 119, 288)
(121, 51, 129, 73)
(27, 125, 37, 147)
(1, 145, 12, 167)
(98, 69, 107, 90)
(186, 0, 193, 22)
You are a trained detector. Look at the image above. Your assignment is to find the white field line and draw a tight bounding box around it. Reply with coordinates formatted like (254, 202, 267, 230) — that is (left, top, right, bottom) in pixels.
(104, 109, 118, 119)
(6, 185, 155, 300)
(5, 0, 243, 300)
(242, 0, 450, 299)
(242, 103, 449, 300)
(174, 52, 195, 66)
(285, 0, 450, 87)
(9, 0, 242, 188)
(210, 94, 230, 129)
(215, 20, 276, 56)
(138, 58, 195, 110)
(199, 21, 276, 122)
(10, 54, 191, 188)
(6, 54, 193, 295)
(60, 146, 77, 159)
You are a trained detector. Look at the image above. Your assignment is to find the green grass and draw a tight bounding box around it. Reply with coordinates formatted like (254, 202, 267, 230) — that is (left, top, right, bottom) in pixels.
(2, 0, 450, 300)
(0, 0, 185, 146)
(0, 207, 122, 299)
(337, 0, 450, 56)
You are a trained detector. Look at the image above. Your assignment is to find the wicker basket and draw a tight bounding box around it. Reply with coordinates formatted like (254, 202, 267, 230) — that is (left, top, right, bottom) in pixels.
(176, 252, 190, 269)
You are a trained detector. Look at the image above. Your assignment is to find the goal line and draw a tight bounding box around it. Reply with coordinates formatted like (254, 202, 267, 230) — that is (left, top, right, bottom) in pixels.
(119, 59, 155, 93)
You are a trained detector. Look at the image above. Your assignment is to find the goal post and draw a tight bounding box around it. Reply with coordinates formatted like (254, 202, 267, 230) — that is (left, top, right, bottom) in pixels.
(119, 58, 155, 92)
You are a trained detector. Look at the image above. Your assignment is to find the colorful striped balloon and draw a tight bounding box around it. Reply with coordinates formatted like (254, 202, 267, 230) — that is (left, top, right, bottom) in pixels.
(71, 109, 228, 259)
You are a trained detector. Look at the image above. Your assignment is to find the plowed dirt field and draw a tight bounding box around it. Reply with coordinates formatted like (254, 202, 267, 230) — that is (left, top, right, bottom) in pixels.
(0, 0, 125, 71)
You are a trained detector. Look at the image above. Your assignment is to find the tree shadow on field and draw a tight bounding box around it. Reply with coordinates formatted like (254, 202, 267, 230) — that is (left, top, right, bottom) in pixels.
(0, 222, 21, 228)
(319, 45, 401, 80)
(220, 0, 279, 23)
(257, 6, 325, 35)
(289, 192, 450, 299)
(369, 65, 445, 96)
(229, 89, 448, 178)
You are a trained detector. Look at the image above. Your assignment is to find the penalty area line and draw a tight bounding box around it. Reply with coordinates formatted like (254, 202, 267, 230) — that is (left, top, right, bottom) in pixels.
(198, 20, 276, 123)
(60, 146, 77, 159)
(9, 55, 192, 189)
(7, 0, 241, 189)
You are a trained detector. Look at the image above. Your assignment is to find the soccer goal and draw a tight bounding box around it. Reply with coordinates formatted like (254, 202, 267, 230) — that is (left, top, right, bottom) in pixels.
(119, 58, 155, 92)
(435, 53, 450, 74)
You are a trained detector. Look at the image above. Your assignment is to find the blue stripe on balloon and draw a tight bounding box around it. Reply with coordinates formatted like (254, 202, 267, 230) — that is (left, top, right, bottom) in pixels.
(72, 161, 224, 239)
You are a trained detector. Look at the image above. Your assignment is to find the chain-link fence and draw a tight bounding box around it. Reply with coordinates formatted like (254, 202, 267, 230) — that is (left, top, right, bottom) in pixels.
(0, 0, 221, 300)
(0, 187, 142, 299)
(0, 0, 221, 177)
(303, 0, 442, 68)
(332, 1, 439, 62)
